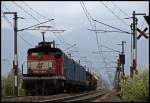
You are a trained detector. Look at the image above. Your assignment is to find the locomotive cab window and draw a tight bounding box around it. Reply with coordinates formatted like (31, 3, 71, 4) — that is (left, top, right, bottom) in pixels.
(30, 52, 45, 56)
(48, 51, 61, 58)
(29, 49, 62, 58)
(31, 53, 38, 56)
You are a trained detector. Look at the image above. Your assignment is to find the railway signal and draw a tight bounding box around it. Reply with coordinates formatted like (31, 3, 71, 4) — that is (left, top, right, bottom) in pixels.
(130, 11, 146, 78)
(117, 41, 126, 79)
(137, 27, 149, 39)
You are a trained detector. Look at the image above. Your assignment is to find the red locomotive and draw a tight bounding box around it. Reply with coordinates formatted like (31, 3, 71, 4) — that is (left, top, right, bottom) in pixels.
(22, 40, 97, 95)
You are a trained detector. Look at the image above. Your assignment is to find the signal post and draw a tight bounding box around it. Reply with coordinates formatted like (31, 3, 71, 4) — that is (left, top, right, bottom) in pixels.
(130, 11, 147, 78)
(3, 12, 18, 96)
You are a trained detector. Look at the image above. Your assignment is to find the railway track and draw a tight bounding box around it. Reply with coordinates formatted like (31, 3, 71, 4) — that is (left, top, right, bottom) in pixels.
(61, 90, 106, 102)
(1, 93, 71, 102)
(1, 90, 104, 102)
(92, 90, 122, 102)
(40, 90, 105, 102)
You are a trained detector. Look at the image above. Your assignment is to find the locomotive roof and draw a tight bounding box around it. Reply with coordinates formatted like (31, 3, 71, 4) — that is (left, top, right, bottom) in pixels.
(28, 46, 63, 53)
(28, 41, 63, 53)
(28, 47, 62, 53)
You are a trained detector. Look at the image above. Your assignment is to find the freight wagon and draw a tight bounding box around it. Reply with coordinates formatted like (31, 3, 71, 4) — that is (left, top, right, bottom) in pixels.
(63, 54, 86, 92)
(86, 71, 97, 90)
(22, 41, 97, 95)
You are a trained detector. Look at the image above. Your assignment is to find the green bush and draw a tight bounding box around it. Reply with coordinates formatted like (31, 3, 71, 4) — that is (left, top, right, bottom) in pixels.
(1, 76, 7, 97)
(120, 66, 149, 102)
(19, 88, 25, 96)
(1, 69, 25, 97)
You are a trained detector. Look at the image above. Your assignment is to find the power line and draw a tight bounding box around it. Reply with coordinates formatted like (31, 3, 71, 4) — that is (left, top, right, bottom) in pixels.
(22, 1, 72, 48)
(22, 1, 48, 19)
(2, 14, 13, 27)
(140, 20, 145, 30)
(12, 1, 63, 46)
(18, 19, 54, 31)
(80, 2, 106, 64)
(94, 21, 118, 71)
(93, 19, 131, 34)
(2, 3, 13, 27)
(22, 1, 56, 34)
(80, 1, 115, 69)
(88, 29, 131, 34)
(100, 44, 120, 53)
(100, 1, 130, 28)
(111, 1, 130, 18)
(2, 2, 34, 47)
(19, 1, 78, 58)
(12, 1, 41, 23)
(2, 16, 34, 47)
(1, 2, 10, 11)
(22, 1, 68, 42)
(18, 34, 34, 47)
(79, 1, 128, 71)
(80, 1, 94, 28)
(94, 19, 115, 69)
(12, 1, 52, 46)
(80, 1, 108, 68)
(79, 1, 129, 69)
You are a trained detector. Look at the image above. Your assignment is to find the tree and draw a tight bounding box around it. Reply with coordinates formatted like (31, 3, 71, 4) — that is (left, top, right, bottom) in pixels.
(1, 76, 7, 97)
(120, 65, 149, 102)
(1, 68, 25, 97)
(5, 70, 14, 96)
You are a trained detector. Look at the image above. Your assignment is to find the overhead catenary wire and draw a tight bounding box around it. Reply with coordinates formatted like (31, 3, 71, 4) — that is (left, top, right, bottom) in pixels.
(88, 29, 131, 34)
(93, 19, 131, 34)
(93, 21, 107, 65)
(22, 1, 48, 19)
(12, 1, 41, 23)
(111, 1, 130, 18)
(80, 1, 115, 69)
(22, 1, 72, 48)
(18, 19, 54, 32)
(18, 35, 34, 47)
(79, 2, 127, 70)
(2, 15, 33, 47)
(80, 1, 94, 28)
(11, 1, 66, 47)
(80, 2, 116, 75)
(18, 1, 80, 62)
(2, 3, 13, 27)
(80, 1, 110, 71)
(140, 20, 145, 30)
(100, 1, 130, 28)
(19, 1, 116, 71)
(2, 2, 34, 47)
(80, 2, 104, 59)
(12, 1, 51, 31)
(2, 14, 13, 28)
(100, 44, 120, 53)
(89, 13, 117, 82)
(80, 1, 129, 71)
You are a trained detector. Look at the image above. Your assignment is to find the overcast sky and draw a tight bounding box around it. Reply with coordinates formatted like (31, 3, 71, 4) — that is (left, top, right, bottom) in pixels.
(1, 1, 149, 87)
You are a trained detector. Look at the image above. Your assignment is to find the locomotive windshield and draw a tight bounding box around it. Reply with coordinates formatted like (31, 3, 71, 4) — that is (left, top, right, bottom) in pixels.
(28, 48, 62, 58)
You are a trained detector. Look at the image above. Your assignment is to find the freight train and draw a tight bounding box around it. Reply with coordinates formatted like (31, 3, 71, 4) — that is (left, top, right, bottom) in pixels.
(22, 41, 97, 95)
